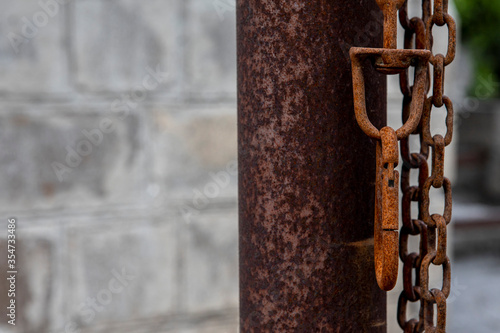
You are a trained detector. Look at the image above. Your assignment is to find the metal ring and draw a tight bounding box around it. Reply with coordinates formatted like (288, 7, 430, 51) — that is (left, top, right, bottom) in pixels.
(432, 54, 445, 107)
(397, 291, 419, 330)
(426, 14, 456, 65)
(403, 252, 420, 301)
(432, 214, 448, 265)
(419, 177, 452, 227)
(419, 253, 451, 301)
(402, 186, 418, 233)
(433, 0, 445, 26)
(422, 96, 454, 146)
(350, 47, 430, 140)
(431, 289, 447, 331)
(431, 135, 445, 188)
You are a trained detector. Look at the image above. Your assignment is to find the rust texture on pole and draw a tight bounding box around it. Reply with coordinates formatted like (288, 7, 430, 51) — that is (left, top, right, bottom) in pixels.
(238, 0, 387, 332)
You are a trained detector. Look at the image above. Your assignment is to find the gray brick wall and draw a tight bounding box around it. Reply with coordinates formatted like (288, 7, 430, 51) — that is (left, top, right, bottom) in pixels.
(0, 0, 238, 332)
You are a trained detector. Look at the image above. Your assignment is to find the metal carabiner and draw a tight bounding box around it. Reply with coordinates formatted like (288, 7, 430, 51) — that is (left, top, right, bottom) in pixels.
(349, 47, 430, 291)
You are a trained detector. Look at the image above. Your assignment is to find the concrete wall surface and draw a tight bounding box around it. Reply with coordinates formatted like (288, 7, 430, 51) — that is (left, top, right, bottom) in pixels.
(0, 0, 238, 332)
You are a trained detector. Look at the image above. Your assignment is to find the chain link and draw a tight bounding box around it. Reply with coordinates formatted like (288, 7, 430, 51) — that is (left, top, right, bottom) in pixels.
(398, 0, 455, 331)
(350, 0, 456, 331)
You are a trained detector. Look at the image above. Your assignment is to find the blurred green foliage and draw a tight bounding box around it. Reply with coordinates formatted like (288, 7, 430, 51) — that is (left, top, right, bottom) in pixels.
(455, 0, 500, 97)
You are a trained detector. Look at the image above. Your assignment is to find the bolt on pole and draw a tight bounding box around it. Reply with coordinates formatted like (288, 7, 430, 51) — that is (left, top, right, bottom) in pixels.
(238, 0, 388, 332)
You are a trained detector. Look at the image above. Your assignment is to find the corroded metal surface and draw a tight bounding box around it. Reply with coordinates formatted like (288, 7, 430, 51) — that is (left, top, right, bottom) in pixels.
(375, 126, 399, 291)
(348, 0, 456, 331)
(350, 46, 430, 291)
(238, 0, 387, 331)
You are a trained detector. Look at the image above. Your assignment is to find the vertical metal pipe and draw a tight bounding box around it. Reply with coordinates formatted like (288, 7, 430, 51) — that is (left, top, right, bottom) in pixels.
(238, 1, 387, 331)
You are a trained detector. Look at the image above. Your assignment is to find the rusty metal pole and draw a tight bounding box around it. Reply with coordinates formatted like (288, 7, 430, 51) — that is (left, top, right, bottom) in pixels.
(238, 0, 387, 332)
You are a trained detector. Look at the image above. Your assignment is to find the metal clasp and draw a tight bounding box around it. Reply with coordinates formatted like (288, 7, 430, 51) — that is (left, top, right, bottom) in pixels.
(349, 46, 430, 291)
(375, 127, 399, 291)
(350, 47, 431, 140)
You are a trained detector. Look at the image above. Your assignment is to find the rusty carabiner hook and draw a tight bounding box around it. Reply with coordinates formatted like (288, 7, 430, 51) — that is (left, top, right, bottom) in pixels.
(349, 0, 431, 292)
(349, 47, 430, 291)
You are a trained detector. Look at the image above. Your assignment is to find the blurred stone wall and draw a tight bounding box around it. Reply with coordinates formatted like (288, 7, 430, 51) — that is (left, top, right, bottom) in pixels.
(0, 0, 239, 332)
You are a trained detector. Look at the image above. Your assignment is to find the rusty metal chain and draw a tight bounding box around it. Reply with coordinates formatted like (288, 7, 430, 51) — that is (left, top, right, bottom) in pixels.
(350, 0, 456, 331)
